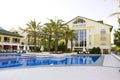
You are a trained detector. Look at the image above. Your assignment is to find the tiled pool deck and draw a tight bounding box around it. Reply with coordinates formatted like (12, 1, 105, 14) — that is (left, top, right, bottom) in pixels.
(0, 53, 119, 80)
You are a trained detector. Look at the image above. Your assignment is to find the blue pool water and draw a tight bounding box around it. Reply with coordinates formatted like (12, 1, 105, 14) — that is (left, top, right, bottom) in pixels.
(0, 53, 100, 69)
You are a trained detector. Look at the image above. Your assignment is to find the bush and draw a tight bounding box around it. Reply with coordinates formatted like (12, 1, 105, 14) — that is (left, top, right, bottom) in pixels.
(89, 47, 101, 54)
(65, 48, 71, 53)
(36, 47, 40, 52)
(58, 40, 65, 52)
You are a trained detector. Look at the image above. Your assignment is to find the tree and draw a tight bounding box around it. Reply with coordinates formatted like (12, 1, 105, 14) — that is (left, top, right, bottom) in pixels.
(63, 26, 76, 52)
(114, 18, 120, 51)
(106, 0, 120, 21)
(20, 20, 41, 52)
(106, 0, 120, 52)
(48, 18, 66, 53)
(42, 23, 53, 51)
(69, 30, 77, 52)
(114, 31, 120, 47)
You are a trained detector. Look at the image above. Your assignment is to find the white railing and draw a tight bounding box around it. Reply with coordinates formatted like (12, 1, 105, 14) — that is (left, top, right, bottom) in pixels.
(111, 53, 120, 61)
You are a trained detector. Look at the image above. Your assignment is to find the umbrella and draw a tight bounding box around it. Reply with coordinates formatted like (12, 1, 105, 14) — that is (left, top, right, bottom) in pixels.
(82, 47, 86, 53)
(27, 45, 30, 51)
(17, 45, 20, 53)
(40, 46, 44, 52)
(17, 45, 20, 50)
(23, 45, 26, 51)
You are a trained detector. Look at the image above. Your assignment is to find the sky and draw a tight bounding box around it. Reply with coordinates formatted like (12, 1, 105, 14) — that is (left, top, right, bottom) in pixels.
(0, 0, 119, 31)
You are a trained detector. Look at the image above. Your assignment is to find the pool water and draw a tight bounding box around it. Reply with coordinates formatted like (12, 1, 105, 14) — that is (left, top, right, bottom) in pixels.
(0, 53, 100, 69)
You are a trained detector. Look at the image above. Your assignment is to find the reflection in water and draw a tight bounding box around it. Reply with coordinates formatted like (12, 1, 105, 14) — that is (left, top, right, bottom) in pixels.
(0, 54, 100, 68)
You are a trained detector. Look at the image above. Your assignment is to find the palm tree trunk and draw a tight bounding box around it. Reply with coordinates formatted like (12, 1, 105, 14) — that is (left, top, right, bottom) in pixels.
(34, 32, 37, 52)
(55, 33, 58, 53)
(45, 40, 47, 50)
(65, 39, 68, 52)
(71, 39, 73, 52)
(48, 35, 51, 52)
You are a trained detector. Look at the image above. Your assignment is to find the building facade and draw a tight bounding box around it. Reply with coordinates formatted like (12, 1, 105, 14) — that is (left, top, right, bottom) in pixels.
(67, 16, 113, 54)
(0, 27, 23, 52)
(10, 28, 41, 52)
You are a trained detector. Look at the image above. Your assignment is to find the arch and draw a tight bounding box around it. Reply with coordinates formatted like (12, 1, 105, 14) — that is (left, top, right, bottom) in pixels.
(73, 19, 86, 24)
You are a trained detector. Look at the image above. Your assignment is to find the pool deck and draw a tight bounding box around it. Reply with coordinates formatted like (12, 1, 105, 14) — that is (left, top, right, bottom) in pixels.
(0, 53, 120, 80)
(0, 65, 119, 80)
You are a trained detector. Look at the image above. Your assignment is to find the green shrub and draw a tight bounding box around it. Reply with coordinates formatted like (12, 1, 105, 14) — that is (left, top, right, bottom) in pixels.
(58, 40, 65, 51)
(65, 48, 71, 53)
(89, 47, 101, 54)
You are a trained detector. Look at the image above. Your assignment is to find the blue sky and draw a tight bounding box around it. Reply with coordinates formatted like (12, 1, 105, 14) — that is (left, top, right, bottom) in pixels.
(0, 0, 119, 31)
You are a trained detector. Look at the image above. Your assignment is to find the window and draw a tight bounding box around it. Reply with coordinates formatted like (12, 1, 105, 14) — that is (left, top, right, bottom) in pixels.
(73, 19, 85, 24)
(4, 37, 10, 42)
(74, 30, 86, 47)
(100, 36, 106, 41)
(73, 18, 86, 27)
(101, 29, 106, 34)
(12, 38, 20, 43)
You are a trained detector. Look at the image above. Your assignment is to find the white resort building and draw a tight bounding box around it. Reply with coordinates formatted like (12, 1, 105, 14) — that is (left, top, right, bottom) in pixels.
(0, 27, 23, 52)
(67, 16, 113, 54)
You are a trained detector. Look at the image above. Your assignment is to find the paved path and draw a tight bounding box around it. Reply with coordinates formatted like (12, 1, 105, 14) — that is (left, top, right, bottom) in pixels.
(0, 66, 119, 80)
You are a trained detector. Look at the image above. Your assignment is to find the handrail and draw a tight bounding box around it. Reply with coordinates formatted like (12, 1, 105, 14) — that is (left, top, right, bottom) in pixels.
(111, 53, 120, 61)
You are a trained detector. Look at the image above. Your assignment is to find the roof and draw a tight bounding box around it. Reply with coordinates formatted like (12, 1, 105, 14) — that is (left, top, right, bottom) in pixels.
(67, 16, 113, 31)
(0, 28, 23, 37)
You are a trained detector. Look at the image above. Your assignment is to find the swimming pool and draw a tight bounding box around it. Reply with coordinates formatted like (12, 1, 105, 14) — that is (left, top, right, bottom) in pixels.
(0, 53, 101, 69)
(0, 54, 119, 80)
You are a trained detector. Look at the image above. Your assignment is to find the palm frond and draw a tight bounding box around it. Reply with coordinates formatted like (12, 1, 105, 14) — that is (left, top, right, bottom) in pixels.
(106, 12, 120, 22)
(108, 12, 120, 17)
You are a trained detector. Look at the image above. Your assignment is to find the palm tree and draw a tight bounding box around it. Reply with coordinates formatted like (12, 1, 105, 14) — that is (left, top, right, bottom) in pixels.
(103, 0, 120, 19)
(106, 0, 120, 17)
(105, 0, 120, 53)
(48, 18, 66, 53)
(113, 18, 120, 51)
(107, 12, 120, 23)
(63, 26, 76, 52)
(69, 30, 77, 52)
(108, 12, 120, 17)
(20, 20, 41, 52)
(41, 23, 53, 51)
